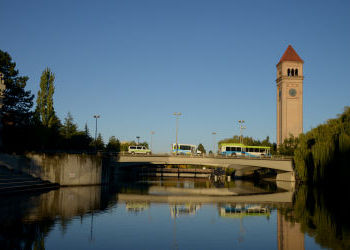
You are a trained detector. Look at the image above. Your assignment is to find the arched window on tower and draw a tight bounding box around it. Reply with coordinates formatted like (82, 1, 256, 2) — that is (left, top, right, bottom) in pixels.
(291, 69, 295, 76)
(295, 69, 298, 76)
(287, 68, 290, 76)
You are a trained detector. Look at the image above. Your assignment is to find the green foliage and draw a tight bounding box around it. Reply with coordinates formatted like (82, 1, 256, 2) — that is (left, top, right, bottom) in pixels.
(219, 135, 272, 147)
(106, 136, 120, 152)
(92, 133, 105, 150)
(278, 134, 299, 156)
(36, 68, 59, 128)
(294, 107, 350, 183)
(60, 112, 77, 139)
(0, 50, 34, 127)
(197, 143, 206, 154)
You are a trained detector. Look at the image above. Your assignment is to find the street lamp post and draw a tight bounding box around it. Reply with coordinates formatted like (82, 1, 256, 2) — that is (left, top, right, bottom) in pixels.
(173, 112, 182, 154)
(93, 115, 100, 151)
(212, 132, 216, 155)
(136, 136, 140, 145)
(151, 131, 155, 152)
(238, 120, 246, 144)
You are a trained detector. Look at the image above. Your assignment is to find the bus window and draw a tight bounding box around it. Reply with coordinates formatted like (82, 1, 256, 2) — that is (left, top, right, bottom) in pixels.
(180, 145, 191, 150)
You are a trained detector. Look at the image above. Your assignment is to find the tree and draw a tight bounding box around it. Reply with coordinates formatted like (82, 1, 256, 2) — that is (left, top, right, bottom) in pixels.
(278, 134, 299, 156)
(106, 136, 120, 152)
(60, 112, 77, 139)
(84, 123, 90, 138)
(94, 133, 105, 150)
(0, 50, 34, 127)
(197, 143, 206, 154)
(35, 68, 58, 128)
(294, 106, 350, 183)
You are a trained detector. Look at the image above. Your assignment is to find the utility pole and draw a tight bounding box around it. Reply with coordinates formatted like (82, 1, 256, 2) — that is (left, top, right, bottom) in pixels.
(93, 115, 100, 151)
(238, 120, 246, 144)
(151, 131, 155, 152)
(173, 112, 182, 154)
(212, 132, 216, 155)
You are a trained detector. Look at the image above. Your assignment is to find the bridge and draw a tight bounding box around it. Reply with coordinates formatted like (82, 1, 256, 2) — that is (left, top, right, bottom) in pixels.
(114, 155, 295, 180)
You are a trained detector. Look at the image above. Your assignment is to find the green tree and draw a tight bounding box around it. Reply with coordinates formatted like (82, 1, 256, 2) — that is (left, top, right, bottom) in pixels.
(106, 136, 120, 152)
(84, 123, 90, 138)
(0, 50, 34, 126)
(93, 133, 105, 150)
(278, 134, 299, 156)
(60, 112, 77, 139)
(35, 68, 58, 128)
(294, 106, 350, 183)
(197, 143, 206, 154)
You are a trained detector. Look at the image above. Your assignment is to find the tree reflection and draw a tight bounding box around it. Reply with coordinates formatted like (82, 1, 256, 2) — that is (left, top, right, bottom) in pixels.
(282, 184, 350, 249)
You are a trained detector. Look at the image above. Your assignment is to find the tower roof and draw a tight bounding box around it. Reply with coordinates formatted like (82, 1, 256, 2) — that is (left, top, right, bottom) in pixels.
(277, 45, 303, 65)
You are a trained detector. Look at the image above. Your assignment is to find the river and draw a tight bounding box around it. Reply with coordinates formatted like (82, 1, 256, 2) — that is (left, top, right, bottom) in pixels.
(1, 177, 349, 249)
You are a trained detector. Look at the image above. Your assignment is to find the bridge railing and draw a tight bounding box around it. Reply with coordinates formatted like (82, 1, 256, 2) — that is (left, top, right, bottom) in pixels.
(116, 151, 293, 161)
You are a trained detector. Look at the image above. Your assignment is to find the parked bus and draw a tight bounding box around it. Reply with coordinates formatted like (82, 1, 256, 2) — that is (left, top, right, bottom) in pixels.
(171, 144, 201, 155)
(219, 143, 270, 157)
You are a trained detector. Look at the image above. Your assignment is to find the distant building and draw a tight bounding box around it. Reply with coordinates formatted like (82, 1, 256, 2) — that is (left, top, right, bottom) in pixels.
(276, 45, 304, 145)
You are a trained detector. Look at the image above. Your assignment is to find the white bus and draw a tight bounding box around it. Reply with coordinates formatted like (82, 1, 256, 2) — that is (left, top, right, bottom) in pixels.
(171, 144, 201, 155)
(219, 143, 271, 157)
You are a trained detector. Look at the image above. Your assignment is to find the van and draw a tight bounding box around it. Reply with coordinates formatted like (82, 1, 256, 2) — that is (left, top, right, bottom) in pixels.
(128, 145, 151, 155)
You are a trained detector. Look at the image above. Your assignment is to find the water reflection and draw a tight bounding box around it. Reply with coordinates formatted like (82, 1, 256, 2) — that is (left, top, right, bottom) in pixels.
(170, 204, 201, 218)
(0, 178, 347, 249)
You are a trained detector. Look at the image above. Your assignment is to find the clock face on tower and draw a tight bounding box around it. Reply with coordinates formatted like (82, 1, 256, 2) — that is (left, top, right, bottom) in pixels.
(289, 88, 297, 97)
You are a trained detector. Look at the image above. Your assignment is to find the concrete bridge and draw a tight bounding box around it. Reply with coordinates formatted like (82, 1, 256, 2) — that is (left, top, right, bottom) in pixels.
(114, 155, 295, 181)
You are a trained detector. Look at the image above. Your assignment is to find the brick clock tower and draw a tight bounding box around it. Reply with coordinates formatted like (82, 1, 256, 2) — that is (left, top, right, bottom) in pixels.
(276, 45, 304, 146)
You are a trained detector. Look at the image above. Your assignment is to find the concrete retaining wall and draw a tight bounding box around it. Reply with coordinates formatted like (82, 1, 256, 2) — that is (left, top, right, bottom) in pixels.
(0, 153, 111, 186)
(276, 172, 296, 182)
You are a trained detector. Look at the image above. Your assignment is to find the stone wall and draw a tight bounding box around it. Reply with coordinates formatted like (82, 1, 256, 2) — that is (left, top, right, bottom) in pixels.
(0, 153, 112, 186)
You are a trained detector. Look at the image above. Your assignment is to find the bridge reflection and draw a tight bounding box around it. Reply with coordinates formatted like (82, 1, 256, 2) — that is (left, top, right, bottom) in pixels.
(0, 178, 303, 249)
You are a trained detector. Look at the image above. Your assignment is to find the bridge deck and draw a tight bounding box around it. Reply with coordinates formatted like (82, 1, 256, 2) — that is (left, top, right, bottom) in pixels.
(115, 155, 293, 172)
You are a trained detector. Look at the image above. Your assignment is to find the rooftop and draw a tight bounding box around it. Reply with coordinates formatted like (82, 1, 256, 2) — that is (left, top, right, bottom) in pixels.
(277, 45, 304, 65)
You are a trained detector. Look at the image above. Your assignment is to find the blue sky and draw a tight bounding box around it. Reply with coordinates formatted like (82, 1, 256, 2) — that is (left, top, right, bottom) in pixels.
(1, 0, 349, 153)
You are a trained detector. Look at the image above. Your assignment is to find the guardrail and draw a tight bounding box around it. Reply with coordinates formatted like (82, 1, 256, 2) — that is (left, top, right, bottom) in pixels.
(115, 152, 293, 161)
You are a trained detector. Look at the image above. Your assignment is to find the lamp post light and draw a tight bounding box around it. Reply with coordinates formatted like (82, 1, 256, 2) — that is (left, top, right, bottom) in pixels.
(238, 120, 246, 144)
(173, 112, 182, 154)
(212, 132, 216, 155)
(136, 136, 140, 145)
(151, 131, 155, 152)
(93, 115, 100, 151)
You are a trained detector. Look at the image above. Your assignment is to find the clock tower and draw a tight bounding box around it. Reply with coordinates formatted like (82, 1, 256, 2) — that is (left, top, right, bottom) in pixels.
(276, 45, 304, 146)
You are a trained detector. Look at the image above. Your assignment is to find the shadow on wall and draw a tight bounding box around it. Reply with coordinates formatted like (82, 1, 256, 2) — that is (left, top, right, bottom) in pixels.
(0, 153, 114, 186)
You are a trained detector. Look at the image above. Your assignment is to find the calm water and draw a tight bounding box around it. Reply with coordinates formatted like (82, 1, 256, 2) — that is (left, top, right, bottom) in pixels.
(1, 178, 349, 249)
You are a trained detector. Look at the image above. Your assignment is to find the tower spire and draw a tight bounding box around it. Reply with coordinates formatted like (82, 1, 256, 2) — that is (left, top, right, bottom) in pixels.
(277, 45, 303, 65)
